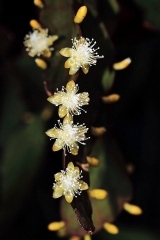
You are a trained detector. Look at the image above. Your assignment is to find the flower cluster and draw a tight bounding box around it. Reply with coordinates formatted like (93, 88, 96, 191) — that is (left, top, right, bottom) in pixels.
(46, 80, 90, 155)
(41, 32, 103, 204)
(47, 80, 90, 118)
(45, 78, 90, 202)
(46, 114, 88, 155)
(45, 79, 90, 202)
(59, 37, 104, 75)
(53, 162, 88, 203)
(24, 28, 58, 57)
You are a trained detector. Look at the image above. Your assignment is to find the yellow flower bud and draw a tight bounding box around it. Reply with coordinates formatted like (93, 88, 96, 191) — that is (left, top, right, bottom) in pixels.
(84, 234, 91, 240)
(102, 94, 120, 104)
(47, 221, 65, 231)
(43, 50, 52, 58)
(88, 189, 108, 199)
(34, 0, 44, 8)
(35, 58, 47, 69)
(91, 126, 106, 137)
(103, 222, 119, 234)
(30, 19, 41, 29)
(74, 6, 87, 23)
(69, 236, 80, 240)
(86, 156, 99, 166)
(124, 203, 143, 215)
(113, 58, 131, 70)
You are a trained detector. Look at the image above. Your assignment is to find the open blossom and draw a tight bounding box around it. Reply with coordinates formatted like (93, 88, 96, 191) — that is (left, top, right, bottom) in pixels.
(53, 162, 89, 203)
(45, 114, 89, 155)
(24, 28, 58, 57)
(59, 37, 104, 75)
(47, 80, 89, 118)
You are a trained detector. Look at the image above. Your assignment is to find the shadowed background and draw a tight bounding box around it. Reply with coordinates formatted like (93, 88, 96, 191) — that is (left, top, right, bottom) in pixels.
(0, 0, 160, 239)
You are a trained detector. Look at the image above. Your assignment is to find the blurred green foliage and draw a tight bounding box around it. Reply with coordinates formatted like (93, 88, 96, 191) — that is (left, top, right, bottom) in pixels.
(135, 0, 160, 28)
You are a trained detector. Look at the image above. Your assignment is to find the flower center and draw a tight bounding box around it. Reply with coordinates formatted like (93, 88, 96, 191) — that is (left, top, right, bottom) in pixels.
(71, 37, 104, 67)
(30, 32, 47, 51)
(74, 45, 90, 65)
(64, 92, 79, 109)
(60, 170, 82, 196)
(61, 124, 77, 144)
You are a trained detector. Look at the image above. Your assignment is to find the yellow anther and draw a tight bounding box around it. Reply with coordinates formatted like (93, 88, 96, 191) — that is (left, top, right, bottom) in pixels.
(30, 19, 41, 29)
(34, 0, 44, 8)
(103, 222, 119, 234)
(84, 234, 91, 240)
(88, 189, 108, 200)
(113, 57, 131, 70)
(86, 156, 99, 167)
(74, 6, 87, 23)
(102, 94, 120, 104)
(47, 221, 65, 231)
(124, 203, 142, 215)
(69, 236, 81, 240)
(91, 126, 106, 137)
(35, 58, 47, 69)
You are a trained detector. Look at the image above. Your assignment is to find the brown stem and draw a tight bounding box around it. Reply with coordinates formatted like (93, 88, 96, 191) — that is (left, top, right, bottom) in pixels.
(43, 80, 53, 96)
(63, 147, 66, 170)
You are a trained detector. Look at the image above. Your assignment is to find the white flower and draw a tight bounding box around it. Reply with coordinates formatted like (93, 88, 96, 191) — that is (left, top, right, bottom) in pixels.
(24, 28, 58, 57)
(45, 114, 89, 155)
(53, 162, 89, 203)
(59, 37, 104, 75)
(47, 80, 90, 118)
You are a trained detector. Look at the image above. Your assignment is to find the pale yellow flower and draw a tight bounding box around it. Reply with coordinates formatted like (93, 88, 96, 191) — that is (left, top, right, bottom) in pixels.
(47, 80, 89, 118)
(45, 114, 89, 155)
(53, 162, 89, 203)
(24, 28, 58, 57)
(59, 37, 104, 75)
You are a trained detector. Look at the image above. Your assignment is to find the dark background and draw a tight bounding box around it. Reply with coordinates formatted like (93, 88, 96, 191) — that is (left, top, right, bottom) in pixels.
(0, 0, 160, 239)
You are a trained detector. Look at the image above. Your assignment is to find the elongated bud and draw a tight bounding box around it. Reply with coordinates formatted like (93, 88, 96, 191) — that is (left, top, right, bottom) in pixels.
(69, 236, 80, 240)
(86, 156, 99, 166)
(47, 221, 65, 231)
(84, 234, 91, 240)
(88, 189, 108, 199)
(124, 203, 142, 215)
(30, 19, 41, 29)
(91, 126, 106, 137)
(113, 57, 131, 70)
(35, 58, 47, 69)
(74, 6, 87, 23)
(43, 50, 52, 58)
(34, 0, 44, 8)
(102, 94, 120, 104)
(103, 222, 119, 234)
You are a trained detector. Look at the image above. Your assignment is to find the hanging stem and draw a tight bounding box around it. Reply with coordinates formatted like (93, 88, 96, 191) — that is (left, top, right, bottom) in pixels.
(63, 147, 66, 170)
(43, 80, 53, 96)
